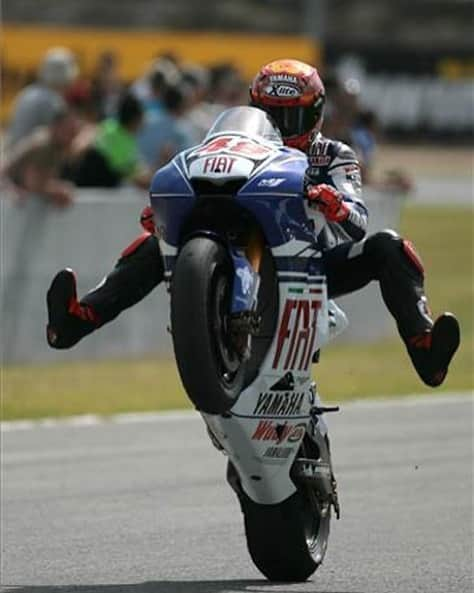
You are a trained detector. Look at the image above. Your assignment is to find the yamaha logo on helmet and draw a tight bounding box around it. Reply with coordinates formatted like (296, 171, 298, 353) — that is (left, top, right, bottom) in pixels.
(264, 84, 301, 98)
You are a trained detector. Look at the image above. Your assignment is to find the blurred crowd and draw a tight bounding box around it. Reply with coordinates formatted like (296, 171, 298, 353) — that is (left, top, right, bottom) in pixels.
(1, 46, 406, 208)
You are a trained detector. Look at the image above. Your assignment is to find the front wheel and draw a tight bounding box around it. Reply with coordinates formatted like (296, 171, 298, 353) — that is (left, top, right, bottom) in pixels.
(171, 237, 246, 414)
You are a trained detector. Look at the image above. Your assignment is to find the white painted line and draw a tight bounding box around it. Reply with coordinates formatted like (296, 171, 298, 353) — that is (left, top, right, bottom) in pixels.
(1, 409, 198, 432)
(1, 392, 471, 432)
(344, 391, 473, 409)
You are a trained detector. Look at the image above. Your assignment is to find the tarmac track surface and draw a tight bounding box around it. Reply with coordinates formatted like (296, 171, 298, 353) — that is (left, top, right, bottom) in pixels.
(1, 394, 473, 593)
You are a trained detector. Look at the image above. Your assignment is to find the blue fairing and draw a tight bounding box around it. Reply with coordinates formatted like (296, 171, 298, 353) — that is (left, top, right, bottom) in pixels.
(150, 148, 315, 249)
(236, 149, 314, 246)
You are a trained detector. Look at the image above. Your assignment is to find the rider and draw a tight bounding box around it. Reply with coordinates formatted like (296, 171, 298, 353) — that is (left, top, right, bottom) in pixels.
(46, 59, 460, 388)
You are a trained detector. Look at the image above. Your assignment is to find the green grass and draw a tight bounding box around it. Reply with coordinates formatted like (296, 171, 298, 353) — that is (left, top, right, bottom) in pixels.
(2, 205, 472, 420)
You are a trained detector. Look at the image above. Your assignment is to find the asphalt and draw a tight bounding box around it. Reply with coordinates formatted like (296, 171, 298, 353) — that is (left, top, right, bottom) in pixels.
(1, 394, 473, 593)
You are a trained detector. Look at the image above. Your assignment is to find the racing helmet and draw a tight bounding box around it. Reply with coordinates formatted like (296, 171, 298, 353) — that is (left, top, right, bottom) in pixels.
(249, 59, 325, 151)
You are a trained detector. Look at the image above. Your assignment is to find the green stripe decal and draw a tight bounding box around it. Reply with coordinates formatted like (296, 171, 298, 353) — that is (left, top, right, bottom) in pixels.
(288, 287, 304, 294)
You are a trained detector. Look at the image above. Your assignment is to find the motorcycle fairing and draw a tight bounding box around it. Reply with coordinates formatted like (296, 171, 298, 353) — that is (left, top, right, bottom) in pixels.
(203, 275, 330, 505)
(150, 109, 345, 506)
(150, 146, 312, 252)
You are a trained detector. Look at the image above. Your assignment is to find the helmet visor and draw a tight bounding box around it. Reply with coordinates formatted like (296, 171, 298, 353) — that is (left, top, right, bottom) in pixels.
(262, 102, 323, 139)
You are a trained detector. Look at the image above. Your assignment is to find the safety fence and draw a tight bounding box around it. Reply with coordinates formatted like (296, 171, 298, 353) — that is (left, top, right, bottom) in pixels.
(1, 187, 403, 364)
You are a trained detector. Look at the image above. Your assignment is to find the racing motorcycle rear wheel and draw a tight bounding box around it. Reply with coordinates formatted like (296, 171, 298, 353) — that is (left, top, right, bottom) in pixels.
(229, 433, 332, 582)
(171, 236, 246, 414)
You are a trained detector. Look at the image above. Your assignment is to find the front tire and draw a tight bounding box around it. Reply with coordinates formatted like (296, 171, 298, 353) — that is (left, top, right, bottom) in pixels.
(171, 237, 246, 414)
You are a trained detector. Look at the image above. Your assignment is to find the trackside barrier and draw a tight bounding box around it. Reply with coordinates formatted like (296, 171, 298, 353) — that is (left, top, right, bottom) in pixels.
(1, 187, 403, 364)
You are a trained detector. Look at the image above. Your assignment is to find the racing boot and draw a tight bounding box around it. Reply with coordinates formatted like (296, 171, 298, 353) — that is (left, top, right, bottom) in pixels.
(46, 269, 100, 349)
(406, 313, 460, 387)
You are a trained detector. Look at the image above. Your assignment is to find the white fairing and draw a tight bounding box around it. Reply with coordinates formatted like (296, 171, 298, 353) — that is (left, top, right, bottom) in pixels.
(185, 132, 282, 185)
(162, 108, 348, 506)
(203, 274, 342, 505)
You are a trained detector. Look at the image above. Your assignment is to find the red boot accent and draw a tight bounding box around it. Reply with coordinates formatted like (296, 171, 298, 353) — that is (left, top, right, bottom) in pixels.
(408, 333, 432, 349)
(68, 299, 100, 324)
(406, 314, 460, 387)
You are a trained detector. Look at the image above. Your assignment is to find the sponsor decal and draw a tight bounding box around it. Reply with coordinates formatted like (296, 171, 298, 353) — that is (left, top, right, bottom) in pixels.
(264, 84, 300, 98)
(310, 138, 331, 157)
(309, 155, 331, 166)
(253, 392, 305, 416)
(268, 74, 298, 84)
(257, 177, 285, 188)
(287, 423, 306, 443)
(272, 298, 321, 371)
(252, 421, 306, 444)
(263, 446, 294, 459)
(203, 155, 236, 174)
(270, 371, 295, 391)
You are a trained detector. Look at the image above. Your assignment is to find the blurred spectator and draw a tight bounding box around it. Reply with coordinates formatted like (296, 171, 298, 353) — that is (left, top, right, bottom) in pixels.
(73, 92, 151, 189)
(142, 59, 182, 117)
(321, 70, 358, 144)
(350, 109, 413, 193)
(182, 64, 213, 141)
(350, 109, 378, 182)
(89, 51, 124, 120)
(184, 63, 246, 141)
(137, 81, 199, 169)
(7, 47, 78, 148)
(209, 63, 246, 107)
(2, 107, 79, 208)
(65, 78, 95, 121)
(131, 55, 180, 105)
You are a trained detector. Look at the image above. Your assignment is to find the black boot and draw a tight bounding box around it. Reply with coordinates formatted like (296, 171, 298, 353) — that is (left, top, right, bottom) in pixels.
(46, 269, 99, 349)
(406, 313, 460, 387)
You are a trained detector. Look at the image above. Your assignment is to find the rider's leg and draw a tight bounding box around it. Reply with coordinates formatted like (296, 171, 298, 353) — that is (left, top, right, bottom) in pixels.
(322, 229, 460, 387)
(46, 233, 164, 349)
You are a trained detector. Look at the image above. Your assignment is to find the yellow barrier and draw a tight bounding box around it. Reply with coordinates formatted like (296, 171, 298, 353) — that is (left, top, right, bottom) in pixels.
(1, 24, 320, 123)
(2, 24, 319, 80)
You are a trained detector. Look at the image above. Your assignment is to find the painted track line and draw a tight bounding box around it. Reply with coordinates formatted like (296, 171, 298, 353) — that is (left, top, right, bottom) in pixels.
(1, 391, 472, 432)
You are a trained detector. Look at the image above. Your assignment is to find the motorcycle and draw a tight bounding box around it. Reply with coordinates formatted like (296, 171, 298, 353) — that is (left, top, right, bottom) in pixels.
(151, 106, 345, 582)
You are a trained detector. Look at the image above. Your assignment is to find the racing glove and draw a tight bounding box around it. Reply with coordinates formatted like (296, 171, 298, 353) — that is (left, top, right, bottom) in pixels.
(306, 184, 350, 223)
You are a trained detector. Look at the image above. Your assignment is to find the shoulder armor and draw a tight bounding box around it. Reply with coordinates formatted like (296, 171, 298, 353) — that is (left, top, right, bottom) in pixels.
(332, 141, 358, 164)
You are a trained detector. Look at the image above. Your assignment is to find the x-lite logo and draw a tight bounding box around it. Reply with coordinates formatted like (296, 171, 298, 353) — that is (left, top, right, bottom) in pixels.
(272, 295, 321, 371)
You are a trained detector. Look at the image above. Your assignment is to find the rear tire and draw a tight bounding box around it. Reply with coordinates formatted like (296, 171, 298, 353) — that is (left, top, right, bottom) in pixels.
(171, 237, 245, 414)
(239, 489, 329, 582)
(228, 431, 332, 582)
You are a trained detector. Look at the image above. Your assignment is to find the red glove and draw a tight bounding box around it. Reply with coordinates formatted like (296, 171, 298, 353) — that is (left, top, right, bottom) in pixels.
(306, 184, 350, 222)
(140, 205, 156, 234)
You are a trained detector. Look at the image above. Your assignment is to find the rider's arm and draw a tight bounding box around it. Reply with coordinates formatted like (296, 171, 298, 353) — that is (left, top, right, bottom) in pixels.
(306, 143, 368, 242)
